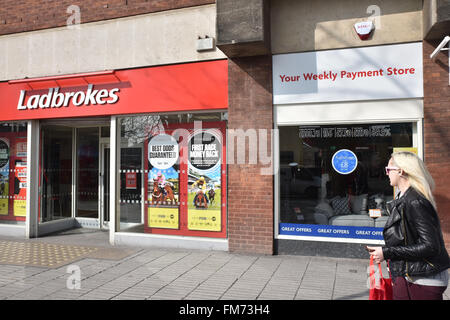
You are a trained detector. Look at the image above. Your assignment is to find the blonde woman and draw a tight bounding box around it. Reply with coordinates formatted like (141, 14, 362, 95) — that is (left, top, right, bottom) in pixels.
(367, 151, 449, 300)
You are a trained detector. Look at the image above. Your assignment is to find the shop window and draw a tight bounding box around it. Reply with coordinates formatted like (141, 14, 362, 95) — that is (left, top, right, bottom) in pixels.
(0, 122, 28, 224)
(118, 112, 227, 238)
(278, 122, 413, 241)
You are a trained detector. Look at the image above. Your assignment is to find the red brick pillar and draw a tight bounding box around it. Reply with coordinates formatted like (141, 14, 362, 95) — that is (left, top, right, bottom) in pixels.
(227, 56, 274, 254)
(423, 40, 450, 250)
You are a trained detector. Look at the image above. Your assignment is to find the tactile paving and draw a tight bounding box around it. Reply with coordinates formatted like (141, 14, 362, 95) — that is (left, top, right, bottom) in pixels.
(0, 240, 99, 268)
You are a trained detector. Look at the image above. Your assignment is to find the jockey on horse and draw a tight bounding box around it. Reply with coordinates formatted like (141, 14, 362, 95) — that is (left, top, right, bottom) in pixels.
(192, 176, 209, 207)
(156, 172, 168, 196)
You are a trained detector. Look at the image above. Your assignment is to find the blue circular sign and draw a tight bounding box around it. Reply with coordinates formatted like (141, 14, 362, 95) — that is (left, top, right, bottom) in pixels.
(332, 149, 358, 175)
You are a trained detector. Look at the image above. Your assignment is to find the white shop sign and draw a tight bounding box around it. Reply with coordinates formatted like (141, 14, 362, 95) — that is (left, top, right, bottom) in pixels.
(273, 42, 423, 104)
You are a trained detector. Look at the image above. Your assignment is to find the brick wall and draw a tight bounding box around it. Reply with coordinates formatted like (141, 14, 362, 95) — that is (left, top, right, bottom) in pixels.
(227, 56, 274, 255)
(0, 0, 214, 36)
(423, 40, 450, 250)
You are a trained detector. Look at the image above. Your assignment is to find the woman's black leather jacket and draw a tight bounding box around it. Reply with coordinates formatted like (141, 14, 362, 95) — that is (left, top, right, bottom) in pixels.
(382, 187, 450, 279)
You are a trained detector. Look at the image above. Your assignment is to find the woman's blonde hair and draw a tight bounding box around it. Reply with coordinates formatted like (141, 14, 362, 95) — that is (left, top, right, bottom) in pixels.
(391, 151, 436, 209)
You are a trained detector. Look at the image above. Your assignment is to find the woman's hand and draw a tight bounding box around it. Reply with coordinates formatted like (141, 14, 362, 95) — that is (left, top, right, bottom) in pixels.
(366, 246, 384, 264)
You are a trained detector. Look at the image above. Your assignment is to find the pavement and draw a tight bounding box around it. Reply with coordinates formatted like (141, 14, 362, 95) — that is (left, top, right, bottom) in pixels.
(0, 228, 448, 301)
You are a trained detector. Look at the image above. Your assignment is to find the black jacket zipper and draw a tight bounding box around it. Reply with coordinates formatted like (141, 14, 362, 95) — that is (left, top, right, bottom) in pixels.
(401, 208, 413, 281)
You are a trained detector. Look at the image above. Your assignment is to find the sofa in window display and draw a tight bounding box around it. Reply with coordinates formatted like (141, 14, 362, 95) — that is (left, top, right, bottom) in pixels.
(313, 193, 392, 227)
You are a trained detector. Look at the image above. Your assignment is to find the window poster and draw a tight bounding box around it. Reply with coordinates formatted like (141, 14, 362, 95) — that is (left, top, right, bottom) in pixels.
(0, 138, 9, 215)
(13, 137, 27, 217)
(147, 133, 180, 229)
(332, 149, 358, 175)
(187, 130, 222, 232)
(125, 172, 137, 190)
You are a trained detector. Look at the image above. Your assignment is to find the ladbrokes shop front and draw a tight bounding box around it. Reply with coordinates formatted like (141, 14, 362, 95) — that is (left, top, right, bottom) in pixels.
(0, 60, 229, 250)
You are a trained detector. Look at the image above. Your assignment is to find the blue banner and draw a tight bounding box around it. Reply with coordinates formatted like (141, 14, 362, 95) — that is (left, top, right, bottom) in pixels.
(279, 223, 384, 240)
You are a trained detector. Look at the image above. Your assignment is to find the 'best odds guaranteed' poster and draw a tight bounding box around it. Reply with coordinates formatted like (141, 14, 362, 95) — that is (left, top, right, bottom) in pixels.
(147, 134, 180, 229)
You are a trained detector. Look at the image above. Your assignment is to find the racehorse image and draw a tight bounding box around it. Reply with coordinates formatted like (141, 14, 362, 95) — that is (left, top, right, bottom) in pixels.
(151, 180, 176, 205)
(194, 190, 208, 209)
(208, 188, 216, 206)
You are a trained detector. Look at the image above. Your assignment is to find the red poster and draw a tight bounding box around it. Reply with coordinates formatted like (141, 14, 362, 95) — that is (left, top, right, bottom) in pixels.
(14, 137, 27, 217)
(0, 134, 27, 220)
(125, 172, 137, 190)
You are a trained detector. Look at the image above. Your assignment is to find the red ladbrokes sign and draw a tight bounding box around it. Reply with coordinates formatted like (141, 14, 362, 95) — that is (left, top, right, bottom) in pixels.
(0, 60, 228, 121)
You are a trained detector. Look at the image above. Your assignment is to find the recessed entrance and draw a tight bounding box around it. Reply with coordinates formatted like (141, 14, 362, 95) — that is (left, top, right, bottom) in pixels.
(39, 118, 111, 233)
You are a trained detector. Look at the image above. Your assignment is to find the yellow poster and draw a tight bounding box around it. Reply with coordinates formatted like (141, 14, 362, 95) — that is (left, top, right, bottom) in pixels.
(188, 209, 221, 232)
(148, 207, 179, 229)
(13, 200, 26, 217)
(0, 182, 7, 215)
(0, 188, 8, 215)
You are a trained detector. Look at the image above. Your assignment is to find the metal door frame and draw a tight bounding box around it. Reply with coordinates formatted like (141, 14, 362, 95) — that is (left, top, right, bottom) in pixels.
(99, 141, 110, 229)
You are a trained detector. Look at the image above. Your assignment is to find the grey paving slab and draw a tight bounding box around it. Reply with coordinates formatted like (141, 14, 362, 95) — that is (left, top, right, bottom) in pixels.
(295, 288, 333, 300)
(0, 229, 447, 301)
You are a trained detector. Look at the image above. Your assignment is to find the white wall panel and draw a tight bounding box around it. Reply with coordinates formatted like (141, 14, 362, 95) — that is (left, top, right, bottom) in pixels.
(0, 5, 225, 81)
(276, 99, 424, 125)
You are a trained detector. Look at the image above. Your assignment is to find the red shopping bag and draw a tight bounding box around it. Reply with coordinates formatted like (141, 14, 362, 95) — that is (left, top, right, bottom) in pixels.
(369, 256, 393, 300)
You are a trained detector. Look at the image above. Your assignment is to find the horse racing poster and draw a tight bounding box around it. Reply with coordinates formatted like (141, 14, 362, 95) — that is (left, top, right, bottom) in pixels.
(146, 133, 180, 230)
(0, 138, 9, 216)
(13, 137, 27, 217)
(187, 130, 222, 232)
